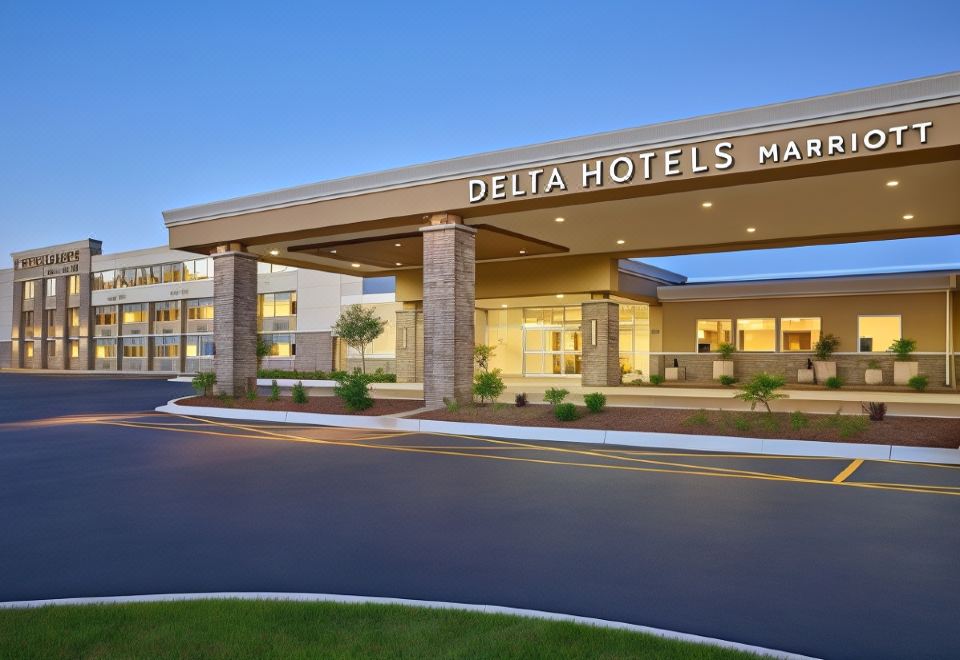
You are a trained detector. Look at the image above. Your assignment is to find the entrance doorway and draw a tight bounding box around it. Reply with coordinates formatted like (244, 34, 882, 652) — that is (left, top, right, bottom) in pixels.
(522, 306, 582, 376)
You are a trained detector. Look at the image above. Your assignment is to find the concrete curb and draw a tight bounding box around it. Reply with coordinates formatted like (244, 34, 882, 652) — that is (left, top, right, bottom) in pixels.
(0, 592, 818, 660)
(155, 398, 960, 464)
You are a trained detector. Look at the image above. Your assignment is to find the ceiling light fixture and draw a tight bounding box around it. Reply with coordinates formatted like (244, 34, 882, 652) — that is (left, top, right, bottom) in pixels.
(395, 262, 402, 266)
(269, 249, 279, 256)
(330, 249, 337, 254)
(555, 217, 565, 223)
(701, 201, 713, 208)
(886, 180, 899, 187)
(351, 263, 360, 268)
(501, 303, 508, 308)
(519, 250, 526, 254)
(616, 239, 625, 245)
(746, 227, 757, 233)
(555, 294, 564, 299)
(394, 243, 402, 247)
(902, 214, 914, 220)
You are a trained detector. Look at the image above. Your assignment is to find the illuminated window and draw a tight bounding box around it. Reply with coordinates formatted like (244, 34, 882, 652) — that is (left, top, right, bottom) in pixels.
(22, 280, 36, 300)
(162, 263, 182, 283)
(184, 258, 212, 281)
(68, 275, 80, 295)
(95, 338, 117, 358)
(696, 319, 732, 353)
(95, 305, 117, 326)
(122, 304, 147, 324)
(45, 309, 56, 335)
(858, 315, 902, 352)
(155, 301, 180, 323)
(185, 335, 214, 357)
(187, 298, 214, 320)
(68, 308, 80, 334)
(154, 336, 179, 358)
(45, 278, 56, 297)
(258, 292, 297, 318)
(24, 342, 34, 358)
(780, 318, 821, 351)
(122, 337, 146, 358)
(69, 340, 79, 359)
(22, 311, 34, 339)
(737, 318, 776, 351)
(261, 333, 295, 357)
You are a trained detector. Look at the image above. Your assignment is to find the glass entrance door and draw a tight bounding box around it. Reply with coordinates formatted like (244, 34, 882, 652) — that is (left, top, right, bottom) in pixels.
(522, 306, 582, 375)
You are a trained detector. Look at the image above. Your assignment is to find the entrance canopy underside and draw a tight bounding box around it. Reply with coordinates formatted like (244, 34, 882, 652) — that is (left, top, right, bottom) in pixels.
(162, 73, 960, 280)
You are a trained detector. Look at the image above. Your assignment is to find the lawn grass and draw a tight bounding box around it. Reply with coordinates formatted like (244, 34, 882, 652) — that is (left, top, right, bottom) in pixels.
(0, 599, 757, 659)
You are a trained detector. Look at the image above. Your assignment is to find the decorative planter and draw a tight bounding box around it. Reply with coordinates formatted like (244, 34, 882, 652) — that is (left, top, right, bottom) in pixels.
(813, 361, 836, 383)
(712, 360, 734, 379)
(797, 368, 815, 384)
(665, 367, 686, 381)
(893, 361, 919, 385)
(864, 368, 883, 385)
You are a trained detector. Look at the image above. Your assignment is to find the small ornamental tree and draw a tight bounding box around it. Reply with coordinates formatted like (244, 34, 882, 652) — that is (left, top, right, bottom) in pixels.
(814, 334, 841, 361)
(474, 344, 496, 372)
(716, 342, 735, 360)
(889, 337, 917, 361)
(332, 304, 386, 374)
(734, 372, 787, 413)
(256, 336, 271, 371)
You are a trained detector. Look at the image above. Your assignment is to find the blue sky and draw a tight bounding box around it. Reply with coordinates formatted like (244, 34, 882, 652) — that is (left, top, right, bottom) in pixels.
(1, 1, 958, 276)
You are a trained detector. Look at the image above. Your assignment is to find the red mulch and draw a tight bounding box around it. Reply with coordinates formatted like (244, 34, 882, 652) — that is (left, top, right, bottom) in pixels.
(414, 404, 960, 447)
(177, 395, 424, 416)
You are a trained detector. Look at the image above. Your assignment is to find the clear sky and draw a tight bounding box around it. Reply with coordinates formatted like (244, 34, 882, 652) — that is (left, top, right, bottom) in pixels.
(1, 1, 958, 276)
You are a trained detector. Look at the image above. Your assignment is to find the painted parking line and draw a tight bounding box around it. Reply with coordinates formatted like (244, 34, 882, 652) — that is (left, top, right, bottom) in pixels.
(832, 459, 864, 483)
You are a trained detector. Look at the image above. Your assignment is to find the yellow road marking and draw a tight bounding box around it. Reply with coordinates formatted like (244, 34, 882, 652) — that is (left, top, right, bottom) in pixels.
(833, 459, 864, 483)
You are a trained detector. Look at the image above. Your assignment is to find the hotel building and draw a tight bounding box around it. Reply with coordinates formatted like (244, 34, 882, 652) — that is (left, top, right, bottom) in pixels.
(2, 73, 959, 404)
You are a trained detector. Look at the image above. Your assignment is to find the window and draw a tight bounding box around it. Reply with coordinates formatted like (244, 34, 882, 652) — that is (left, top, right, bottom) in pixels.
(261, 333, 295, 357)
(779, 317, 821, 351)
(46, 340, 56, 357)
(696, 319, 732, 353)
(185, 334, 214, 357)
(258, 292, 297, 318)
(122, 337, 146, 358)
(22, 280, 36, 299)
(69, 340, 79, 359)
(149, 265, 162, 284)
(859, 315, 902, 352)
(154, 336, 179, 358)
(155, 301, 180, 322)
(45, 278, 56, 297)
(68, 275, 80, 295)
(737, 318, 776, 351)
(187, 298, 214, 320)
(162, 263, 182, 283)
(68, 308, 80, 334)
(183, 258, 212, 281)
(119, 268, 137, 288)
(45, 309, 56, 335)
(93, 270, 115, 290)
(95, 305, 117, 326)
(24, 342, 34, 358)
(362, 276, 395, 295)
(135, 267, 151, 286)
(95, 338, 117, 358)
(122, 303, 147, 324)
(22, 311, 34, 339)
(257, 262, 297, 274)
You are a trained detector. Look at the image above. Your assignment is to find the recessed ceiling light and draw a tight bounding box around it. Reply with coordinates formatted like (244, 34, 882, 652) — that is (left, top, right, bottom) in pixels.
(395, 262, 402, 266)
(394, 243, 402, 247)
(555, 294, 564, 299)
(746, 227, 757, 233)
(351, 263, 360, 268)
(701, 201, 713, 208)
(616, 239, 625, 245)
(519, 250, 526, 254)
(269, 249, 279, 256)
(501, 303, 508, 308)
(555, 217, 565, 223)
(886, 180, 899, 187)
(330, 249, 337, 254)
(902, 214, 914, 220)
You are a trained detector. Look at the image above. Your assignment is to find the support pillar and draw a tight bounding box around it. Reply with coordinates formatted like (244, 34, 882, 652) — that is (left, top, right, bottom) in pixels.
(581, 300, 620, 386)
(421, 215, 475, 407)
(212, 247, 259, 395)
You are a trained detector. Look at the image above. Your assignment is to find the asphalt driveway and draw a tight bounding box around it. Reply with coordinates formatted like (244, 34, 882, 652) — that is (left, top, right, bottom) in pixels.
(1, 373, 960, 659)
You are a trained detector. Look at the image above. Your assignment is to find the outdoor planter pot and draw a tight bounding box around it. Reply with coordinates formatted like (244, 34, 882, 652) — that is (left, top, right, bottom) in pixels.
(813, 361, 836, 383)
(664, 367, 686, 381)
(797, 368, 815, 384)
(894, 361, 919, 385)
(712, 360, 734, 379)
(865, 368, 884, 385)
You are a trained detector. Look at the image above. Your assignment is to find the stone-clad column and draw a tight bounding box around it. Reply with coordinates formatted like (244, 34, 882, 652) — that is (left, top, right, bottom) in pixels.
(51, 275, 67, 370)
(581, 300, 620, 386)
(212, 247, 259, 395)
(421, 215, 475, 407)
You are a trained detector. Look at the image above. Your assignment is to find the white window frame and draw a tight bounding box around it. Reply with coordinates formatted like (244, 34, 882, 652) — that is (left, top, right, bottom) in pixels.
(857, 314, 902, 353)
(779, 317, 822, 352)
(735, 318, 777, 352)
(694, 319, 732, 353)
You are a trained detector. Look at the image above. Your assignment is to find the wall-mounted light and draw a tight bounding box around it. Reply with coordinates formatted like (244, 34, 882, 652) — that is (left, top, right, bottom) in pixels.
(269, 249, 279, 256)
(591, 319, 597, 346)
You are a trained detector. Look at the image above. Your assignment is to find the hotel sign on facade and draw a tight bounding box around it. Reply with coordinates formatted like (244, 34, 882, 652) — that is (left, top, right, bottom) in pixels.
(14, 249, 81, 271)
(468, 120, 933, 203)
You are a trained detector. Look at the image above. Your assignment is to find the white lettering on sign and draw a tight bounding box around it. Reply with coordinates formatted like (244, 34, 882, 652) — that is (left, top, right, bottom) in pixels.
(467, 121, 932, 203)
(15, 249, 80, 270)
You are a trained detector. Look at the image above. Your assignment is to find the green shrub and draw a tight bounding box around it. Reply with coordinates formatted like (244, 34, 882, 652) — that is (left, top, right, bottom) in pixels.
(908, 374, 929, 392)
(255, 368, 396, 383)
(543, 387, 569, 406)
(718, 375, 736, 386)
(862, 402, 886, 421)
(733, 415, 752, 432)
(648, 374, 664, 386)
(889, 337, 917, 361)
(473, 369, 506, 404)
(867, 359, 881, 370)
(583, 392, 606, 413)
(836, 415, 869, 438)
(790, 411, 809, 430)
(814, 334, 841, 361)
(716, 342, 735, 360)
(291, 381, 308, 405)
(245, 385, 258, 401)
(192, 371, 216, 397)
(216, 392, 235, 408)
(443, 397, 460, 413)
(757, 413, 780, 432)
(682, 409, 710, 427)
(334, 373, 373, 412)
(825, 376, 843, 389)
(515, 392, 528, 407)
(269, 380, 280, 401)
(734, 372, 786, 412)
(554, 402, 579, 422)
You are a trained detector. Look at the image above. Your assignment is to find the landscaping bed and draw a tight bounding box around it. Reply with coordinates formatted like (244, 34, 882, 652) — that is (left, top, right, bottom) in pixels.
(414, 403, 960, 447)
(622, 381, 954, 394)
(177, 395, 424, 416)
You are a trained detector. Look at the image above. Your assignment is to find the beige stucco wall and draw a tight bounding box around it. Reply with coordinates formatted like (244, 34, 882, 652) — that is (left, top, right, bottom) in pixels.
(661, 291, 948, 353)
